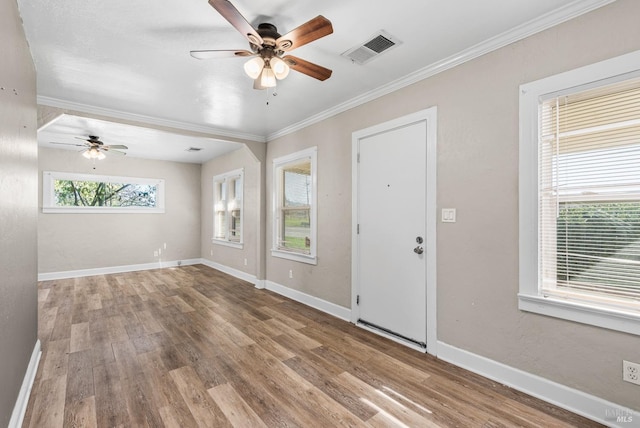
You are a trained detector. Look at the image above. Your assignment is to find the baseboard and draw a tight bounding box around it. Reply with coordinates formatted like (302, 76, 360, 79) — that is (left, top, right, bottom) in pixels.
(37, 258, 202, 281)
(199, 259, 257, 285)
(437, 341, 638, 427)
(9, 340, 41, 428)
(264, 280, 351, 321)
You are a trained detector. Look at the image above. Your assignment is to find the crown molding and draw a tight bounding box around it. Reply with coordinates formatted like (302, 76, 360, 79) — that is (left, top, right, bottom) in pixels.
(267, 0, 616, 141)
(37, 96, 267, 143)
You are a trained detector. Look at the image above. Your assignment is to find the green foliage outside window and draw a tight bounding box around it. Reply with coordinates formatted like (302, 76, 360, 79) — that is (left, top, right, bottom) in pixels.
(557, 201, 640, 293)
(54, 179, 157, 208)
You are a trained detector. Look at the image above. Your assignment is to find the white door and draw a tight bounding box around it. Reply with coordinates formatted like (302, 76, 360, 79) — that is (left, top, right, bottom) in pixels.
(354, 112, 431, 349)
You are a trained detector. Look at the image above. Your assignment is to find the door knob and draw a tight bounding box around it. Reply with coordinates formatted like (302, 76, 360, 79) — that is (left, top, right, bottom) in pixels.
(414, 246, 424, 255)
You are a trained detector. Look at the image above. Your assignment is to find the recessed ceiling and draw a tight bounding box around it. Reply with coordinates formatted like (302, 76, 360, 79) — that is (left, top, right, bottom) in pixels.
(39, 114, 242, 164)
(18, 0, 613, 145)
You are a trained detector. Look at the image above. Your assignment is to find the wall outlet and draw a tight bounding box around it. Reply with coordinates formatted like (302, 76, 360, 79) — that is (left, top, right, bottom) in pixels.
(289, 269, 293, 279)
(623, 360, 640, 385)
(164, 242, 167, 249)
(244, 258, 248, 266)
(210, 249, 213, 256)
(154, 250, 158, 257)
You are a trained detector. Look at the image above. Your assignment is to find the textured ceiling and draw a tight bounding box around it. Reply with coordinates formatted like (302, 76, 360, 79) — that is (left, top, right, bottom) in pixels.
(18, 0, 613, 154)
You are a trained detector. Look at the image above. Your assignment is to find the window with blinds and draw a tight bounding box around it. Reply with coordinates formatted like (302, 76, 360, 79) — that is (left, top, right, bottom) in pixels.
(538, 76, 640, 309)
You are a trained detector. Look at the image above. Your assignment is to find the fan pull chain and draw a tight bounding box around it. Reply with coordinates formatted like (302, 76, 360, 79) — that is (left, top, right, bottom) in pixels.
(266, 88, 278, 106)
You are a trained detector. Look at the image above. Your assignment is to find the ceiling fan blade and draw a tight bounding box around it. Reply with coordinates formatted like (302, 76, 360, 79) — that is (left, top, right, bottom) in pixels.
(283, 55, 332, 81)
(50, 142, 88, 147)
(208, 0, 263, 46)
(105, 144, 128, 150)
(276, 16, 333, 52)
(190, 49, 254, 59)
(104, 149, 126, 156)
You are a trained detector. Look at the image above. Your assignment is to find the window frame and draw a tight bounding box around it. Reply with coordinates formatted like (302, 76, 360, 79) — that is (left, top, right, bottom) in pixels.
(519, 49, 640, 336)
(42, 171, 165, 214)
(271, 147, 318, 265)
(212, 168, 244, 249)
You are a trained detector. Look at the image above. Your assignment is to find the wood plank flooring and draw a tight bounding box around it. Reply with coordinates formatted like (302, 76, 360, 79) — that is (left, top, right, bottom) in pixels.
(23, 264, 602, 427)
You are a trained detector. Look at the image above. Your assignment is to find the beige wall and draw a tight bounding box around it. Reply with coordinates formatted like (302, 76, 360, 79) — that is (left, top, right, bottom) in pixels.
(201, 146, 261, 277)
(0, 0, 38, 424)
(266, 0, 640, 410)
(266, 124, 352, 306)
(38, 148, 201, 272)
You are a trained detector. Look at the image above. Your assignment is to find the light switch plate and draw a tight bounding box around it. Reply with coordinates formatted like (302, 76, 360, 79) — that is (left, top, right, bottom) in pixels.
(442, 208, 456, 223)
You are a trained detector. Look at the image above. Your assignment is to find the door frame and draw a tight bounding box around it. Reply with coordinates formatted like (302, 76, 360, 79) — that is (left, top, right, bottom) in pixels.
(351, 107, 438, 356)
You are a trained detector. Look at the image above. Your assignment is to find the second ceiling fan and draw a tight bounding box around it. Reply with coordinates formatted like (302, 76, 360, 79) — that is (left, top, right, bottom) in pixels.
(190, 0, 333, 90)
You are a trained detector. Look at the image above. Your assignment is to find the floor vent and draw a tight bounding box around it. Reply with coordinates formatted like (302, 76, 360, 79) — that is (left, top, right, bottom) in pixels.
(342, 30, 401, 65)
(186, 147, 203, 152)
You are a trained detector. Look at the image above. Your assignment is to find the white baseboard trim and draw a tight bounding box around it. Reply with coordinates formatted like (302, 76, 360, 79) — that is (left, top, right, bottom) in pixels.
(254, 279, 266, 290)
(265, 280, 351, 322)
(199, 259, 257, 285)
(9, 340, 41, 428)
(437, 341, 638, 427)
(37, 258, 202, 281)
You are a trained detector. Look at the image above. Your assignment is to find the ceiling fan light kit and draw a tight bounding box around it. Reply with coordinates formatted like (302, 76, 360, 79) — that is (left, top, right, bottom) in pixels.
(243, 56, 265, 79)
(191, 0, 333, 90)
(82, 147, 106, 160)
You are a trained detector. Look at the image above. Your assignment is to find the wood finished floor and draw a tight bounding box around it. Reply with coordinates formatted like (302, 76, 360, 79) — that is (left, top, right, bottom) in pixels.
(23, 264, 602, 427)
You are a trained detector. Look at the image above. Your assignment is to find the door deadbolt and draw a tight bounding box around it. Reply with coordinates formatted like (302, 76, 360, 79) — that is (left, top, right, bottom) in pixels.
(416, 236, 423, 244)
(414, 246, 424, 255)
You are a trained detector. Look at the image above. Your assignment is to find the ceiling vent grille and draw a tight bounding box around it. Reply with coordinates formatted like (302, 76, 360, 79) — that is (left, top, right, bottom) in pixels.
(186, 147, 203, 152)
(342, 30, 401, 65)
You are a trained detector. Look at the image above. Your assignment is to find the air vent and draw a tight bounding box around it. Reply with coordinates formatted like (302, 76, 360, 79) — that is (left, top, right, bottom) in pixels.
(186, 147, 203, 152)
(342, 30, 401, 65)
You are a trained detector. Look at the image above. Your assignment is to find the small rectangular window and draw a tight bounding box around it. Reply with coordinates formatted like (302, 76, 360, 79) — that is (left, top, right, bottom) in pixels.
(42, 171, 165, 213)
(272, 147, 317, 264)
(213, 169, 243, 248)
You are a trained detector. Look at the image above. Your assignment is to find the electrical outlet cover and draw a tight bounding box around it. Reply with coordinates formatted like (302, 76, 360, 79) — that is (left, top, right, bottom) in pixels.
(623, 360, 640, 385)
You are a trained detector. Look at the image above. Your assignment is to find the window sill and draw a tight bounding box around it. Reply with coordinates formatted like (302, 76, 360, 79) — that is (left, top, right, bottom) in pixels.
(271, 249, 317, 265)
(518, 293, 640, 336)
(42, 207, 164, 214)
(212, 239, 243, 250)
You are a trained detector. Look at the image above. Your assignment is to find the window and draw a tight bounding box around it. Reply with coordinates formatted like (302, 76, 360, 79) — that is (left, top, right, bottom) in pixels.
(43, 171, 164, 213)
(213, 169, 243, 248)
(519, 50, 640, 335)
(272, 147, 317, 264)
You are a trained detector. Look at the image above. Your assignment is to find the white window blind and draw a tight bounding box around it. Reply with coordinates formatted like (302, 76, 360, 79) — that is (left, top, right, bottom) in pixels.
(539, 76, 640, 309)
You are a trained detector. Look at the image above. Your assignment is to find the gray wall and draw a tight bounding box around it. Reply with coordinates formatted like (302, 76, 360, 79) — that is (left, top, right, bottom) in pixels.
(0, 0, 38, 424)
(201, 146, 261, 277)
(265, 0, 640, 410)
(38, 148, 202, 273)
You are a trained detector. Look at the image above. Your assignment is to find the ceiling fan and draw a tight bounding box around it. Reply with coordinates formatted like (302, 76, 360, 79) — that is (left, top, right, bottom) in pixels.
(50, 135, 128, 160)
(190, 0, 333, 90)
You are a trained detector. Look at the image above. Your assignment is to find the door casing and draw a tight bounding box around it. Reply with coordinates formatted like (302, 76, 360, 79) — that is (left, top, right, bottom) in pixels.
(351, 107, 438, 356)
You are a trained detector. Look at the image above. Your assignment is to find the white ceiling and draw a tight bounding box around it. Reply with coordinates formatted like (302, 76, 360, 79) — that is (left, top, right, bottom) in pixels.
(39, 114, 242, 163)
(18, 0, 612, 158)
